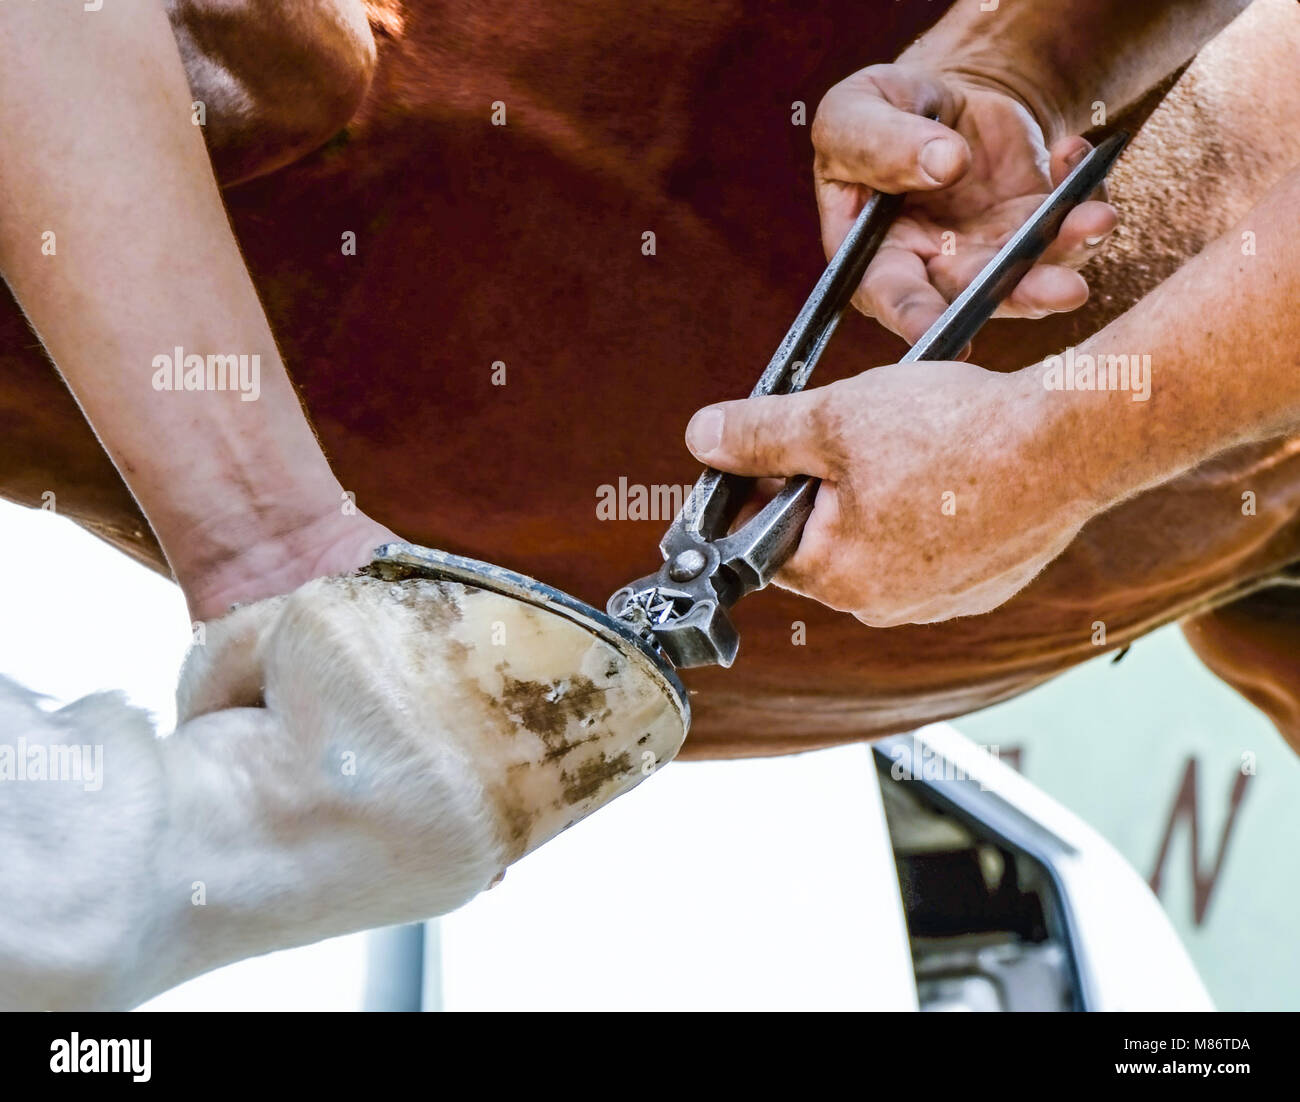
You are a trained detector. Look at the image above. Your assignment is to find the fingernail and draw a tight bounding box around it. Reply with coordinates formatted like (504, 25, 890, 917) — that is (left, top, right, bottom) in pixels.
(1066, 145, 1089, 168)
(919, 138, 962, 185)
(686, 408, 724, 457)
(1084, 234, 1106, 247)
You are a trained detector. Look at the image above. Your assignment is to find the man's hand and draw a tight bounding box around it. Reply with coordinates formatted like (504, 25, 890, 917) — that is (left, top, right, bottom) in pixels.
(685, 362, 1100, 627)
(177, 502, 398, 622)
(814, 63, 1118, 344)
(692, 1, 1261, 628)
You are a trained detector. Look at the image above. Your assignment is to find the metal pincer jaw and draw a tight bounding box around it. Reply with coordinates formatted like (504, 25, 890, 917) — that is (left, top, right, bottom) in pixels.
(607, 556, 742, 670)
(607, 469, 818, 669)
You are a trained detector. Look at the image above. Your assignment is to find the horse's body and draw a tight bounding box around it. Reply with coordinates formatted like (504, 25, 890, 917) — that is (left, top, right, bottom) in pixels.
(5, 0, 1300, 757)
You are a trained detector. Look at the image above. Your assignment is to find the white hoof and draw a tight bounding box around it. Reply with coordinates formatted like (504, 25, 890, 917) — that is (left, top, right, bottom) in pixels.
(1, 559, 686, 1007)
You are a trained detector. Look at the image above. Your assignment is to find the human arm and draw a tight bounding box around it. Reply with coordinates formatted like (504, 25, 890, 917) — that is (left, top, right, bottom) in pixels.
(687, 163, 1300, 626)
(815, 0, 1250, 341)
(0, 0, 392, 621)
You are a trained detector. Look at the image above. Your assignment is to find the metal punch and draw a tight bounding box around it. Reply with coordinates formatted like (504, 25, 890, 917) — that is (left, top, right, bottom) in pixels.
(608, 130, 1130, 669)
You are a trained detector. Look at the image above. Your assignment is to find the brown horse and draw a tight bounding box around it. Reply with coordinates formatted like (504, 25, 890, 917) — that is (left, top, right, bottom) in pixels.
(4, 0, 1300, 759)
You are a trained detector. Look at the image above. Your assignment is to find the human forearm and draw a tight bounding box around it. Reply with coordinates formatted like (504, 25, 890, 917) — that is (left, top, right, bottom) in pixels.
(1030, 165, 1300, 514)
(902, 0, 1249, 140)
(0, 2, 387, 617)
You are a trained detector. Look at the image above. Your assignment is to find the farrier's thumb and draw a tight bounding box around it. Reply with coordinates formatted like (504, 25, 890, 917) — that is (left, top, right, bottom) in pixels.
(685, 392, 836, 479)
(815, 66, 969, 192)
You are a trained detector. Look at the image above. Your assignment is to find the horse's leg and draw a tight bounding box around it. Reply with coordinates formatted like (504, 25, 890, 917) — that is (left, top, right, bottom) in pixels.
(1, 567, 686, 1009)
(1184, 583, 1300, 754)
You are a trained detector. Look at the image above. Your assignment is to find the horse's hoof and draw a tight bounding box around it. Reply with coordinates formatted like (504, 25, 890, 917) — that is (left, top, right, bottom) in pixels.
(177, 543, 690, 872)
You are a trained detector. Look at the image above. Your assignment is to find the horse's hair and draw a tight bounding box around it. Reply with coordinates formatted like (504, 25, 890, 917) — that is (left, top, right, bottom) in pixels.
(0, 566, 683, 1009)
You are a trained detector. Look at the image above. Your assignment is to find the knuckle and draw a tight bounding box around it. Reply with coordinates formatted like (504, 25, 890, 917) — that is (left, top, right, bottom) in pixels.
(858, 261, 894, 301)
(810, 107, 833, 153)
(851, 288, 880, 320)
(895, 290, 934, 320)
(889, 292, 939, 336)
(811, 83, 857, 150)
(852, 270, 904, 318)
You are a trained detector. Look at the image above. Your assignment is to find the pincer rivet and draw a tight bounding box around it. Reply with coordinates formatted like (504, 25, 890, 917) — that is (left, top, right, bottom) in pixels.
(668, 549, 707, 582)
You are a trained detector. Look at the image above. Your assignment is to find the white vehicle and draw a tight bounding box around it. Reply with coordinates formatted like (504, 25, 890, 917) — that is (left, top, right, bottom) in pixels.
(359, 724, 1211, 1012)
(874, 725, 1210, 1011)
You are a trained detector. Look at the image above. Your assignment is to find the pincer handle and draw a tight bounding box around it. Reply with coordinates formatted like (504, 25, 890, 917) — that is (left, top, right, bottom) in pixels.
(733, 131, 1130, 590)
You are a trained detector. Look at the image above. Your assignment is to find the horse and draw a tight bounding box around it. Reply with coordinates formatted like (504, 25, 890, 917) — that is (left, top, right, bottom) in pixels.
(4, 0, 1300, 765)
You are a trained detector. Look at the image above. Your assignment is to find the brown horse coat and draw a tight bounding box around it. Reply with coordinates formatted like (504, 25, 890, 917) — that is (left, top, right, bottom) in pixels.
(4, 0, 1300, 757)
